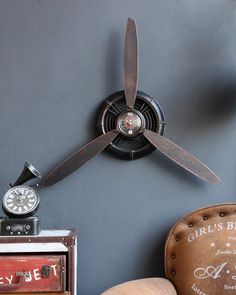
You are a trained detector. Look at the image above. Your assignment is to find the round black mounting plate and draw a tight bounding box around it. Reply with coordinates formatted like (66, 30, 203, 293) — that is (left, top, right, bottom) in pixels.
(97, 90, 166, 160)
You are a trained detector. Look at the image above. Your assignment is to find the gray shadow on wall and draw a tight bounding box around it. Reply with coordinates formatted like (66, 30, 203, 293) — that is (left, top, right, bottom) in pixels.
(87, 29, 123, 138)
(193, 79, 236, 131)
(145, 236, 166, 277)
(134, 229, 168, 278)
(161, 2, 236, 135)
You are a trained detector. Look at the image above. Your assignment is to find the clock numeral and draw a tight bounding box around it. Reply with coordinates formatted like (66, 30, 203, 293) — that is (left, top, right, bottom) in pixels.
(18, 207, 22, 213)
(8, 203, 13, 208)
(23, 205, 28, 211)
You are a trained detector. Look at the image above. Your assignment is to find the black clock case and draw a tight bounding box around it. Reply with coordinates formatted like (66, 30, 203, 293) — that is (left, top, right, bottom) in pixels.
(2, 184, 40, 219)
(2, 201, 39, 219)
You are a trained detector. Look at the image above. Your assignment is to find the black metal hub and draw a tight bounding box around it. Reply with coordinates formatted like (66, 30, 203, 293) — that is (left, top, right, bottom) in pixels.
(97, 90, 166, 160)
(117, 110, 145, 137)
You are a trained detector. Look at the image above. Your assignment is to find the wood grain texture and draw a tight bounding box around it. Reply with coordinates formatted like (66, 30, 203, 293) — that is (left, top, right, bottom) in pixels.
(101, 278, 177, 295)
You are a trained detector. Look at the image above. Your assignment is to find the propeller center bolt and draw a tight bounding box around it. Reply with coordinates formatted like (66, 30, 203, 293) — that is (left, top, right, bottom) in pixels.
(117, 110, 145, 137)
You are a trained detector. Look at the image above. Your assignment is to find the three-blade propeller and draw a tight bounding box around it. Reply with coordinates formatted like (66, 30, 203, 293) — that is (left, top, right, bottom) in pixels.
(42, 18, 220, 187)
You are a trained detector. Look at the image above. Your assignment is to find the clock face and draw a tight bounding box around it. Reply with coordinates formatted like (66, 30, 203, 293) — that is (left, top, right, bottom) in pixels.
(117, 111, 145, 137)
(2, 185, 40, 218)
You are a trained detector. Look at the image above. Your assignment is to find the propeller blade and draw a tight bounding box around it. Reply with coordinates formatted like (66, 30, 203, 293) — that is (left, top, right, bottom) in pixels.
(143, 129, 221, 184)
(124, 17, 138, 109)
(42, 130, 118, 186)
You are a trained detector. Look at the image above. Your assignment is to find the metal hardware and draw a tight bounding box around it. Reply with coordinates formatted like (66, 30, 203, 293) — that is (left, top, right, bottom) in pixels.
(42, 265, 51, 278)
(12, 162, 42, 187)
(0, 217, 40, 236)
(16, 271, 30, 278)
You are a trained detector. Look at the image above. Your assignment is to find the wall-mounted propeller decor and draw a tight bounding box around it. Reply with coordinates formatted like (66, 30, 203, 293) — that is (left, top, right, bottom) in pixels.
(41, 18, 221, 187)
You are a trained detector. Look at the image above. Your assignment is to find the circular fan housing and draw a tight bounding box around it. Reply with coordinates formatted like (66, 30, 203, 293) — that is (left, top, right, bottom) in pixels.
(97, 90, 166, 160)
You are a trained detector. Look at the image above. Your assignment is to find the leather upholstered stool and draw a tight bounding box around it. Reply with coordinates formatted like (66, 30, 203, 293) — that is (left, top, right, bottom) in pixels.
(165, 203, 236, 295)
(101, 203, 236, 295)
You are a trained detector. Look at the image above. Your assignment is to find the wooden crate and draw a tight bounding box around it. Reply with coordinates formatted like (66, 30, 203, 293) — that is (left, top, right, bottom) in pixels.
(0, 230, 77, 294)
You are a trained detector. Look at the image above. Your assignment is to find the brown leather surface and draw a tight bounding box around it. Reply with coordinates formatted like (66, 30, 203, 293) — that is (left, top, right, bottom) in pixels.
(165, 203, 236, 295)
(101, 278, 177, 295)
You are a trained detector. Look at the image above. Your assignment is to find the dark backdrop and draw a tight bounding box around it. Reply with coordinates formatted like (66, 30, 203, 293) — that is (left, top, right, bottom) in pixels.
(0, 1, 236, 294)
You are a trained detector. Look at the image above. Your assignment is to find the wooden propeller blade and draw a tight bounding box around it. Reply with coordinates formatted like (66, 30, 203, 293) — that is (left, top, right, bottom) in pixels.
(143, 129, 221, 184)
(124, 18, 138, 109)
(42, 130, 118, 186)
(101, 278, 177, 295)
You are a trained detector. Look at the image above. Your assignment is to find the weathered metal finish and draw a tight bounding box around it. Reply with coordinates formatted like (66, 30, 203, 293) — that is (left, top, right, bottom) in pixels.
(97, 90, 166, 160)
(0, 230, 76, 245)
(12, 162, 41, 187)
(0, 275, 24, 292)
(0, 255, 66, 293)
(143, 129, 221, 184)
(0, 217, 40, 236)
(124, 18, 138, 109)
(42, 130, 118, 187)
(40, 18, 221, 186)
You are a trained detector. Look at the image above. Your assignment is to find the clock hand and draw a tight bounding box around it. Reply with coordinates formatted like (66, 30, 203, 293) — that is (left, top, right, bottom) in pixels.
(12, 191, 18, 197)
(41, 130, 119, 186)
(143, 129, 221, 184)
(124, 18, 138, 109)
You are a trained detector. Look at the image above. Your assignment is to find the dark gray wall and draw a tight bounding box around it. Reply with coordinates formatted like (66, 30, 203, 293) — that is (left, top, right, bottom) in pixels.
(0, 0, 236, 294)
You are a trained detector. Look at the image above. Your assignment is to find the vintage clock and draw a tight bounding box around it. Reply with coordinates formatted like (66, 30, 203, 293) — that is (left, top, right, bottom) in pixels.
(0, 162, 42, 236)
(41, 18, 221, 187)
(2, 185, 40, 218)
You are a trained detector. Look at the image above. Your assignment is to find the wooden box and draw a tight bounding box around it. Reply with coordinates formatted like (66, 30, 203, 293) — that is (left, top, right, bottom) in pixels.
(0, 230, 77, 294)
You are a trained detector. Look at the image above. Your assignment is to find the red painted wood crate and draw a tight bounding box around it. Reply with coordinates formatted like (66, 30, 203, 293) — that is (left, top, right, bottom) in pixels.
(0, 255, 66, 293)
(0, 230, 77, 294)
